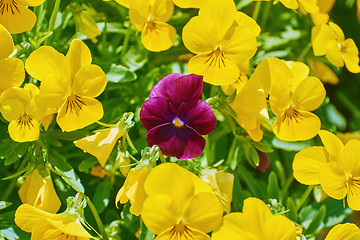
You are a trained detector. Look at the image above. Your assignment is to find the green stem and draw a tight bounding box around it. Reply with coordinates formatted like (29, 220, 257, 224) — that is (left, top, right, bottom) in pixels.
(2, 153, 29, 201)
(120, 26, 131, 61)
(204, 135, 213, 165)
(281, 174, 294, 202)
(83, 194, 109, 240)
(297, 43, 312, 62)
(45, 0, 61, 45)
(296, 185, 314, 211)
(252, 1, 262, 22)
(336, 91, 360, 121)
(260, 1, 272, 30)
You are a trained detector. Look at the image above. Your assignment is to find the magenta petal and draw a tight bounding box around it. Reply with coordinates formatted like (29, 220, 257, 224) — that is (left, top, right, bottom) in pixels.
(140, 97, 175, 130)
(165, 74, 204, 109)
(149, 73, 184, 98)
(146, 124, 205, 160)
(177, 99, 217, 135)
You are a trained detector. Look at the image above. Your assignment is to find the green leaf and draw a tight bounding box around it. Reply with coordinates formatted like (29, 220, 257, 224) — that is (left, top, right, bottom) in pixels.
(139, 221, 154, 240)
(232, 176, 251, 212)
(244, 144, 260, 167)
(252, 141, 273, 153)
(49, 151, 84, 193)
(267, 172, 280, 201)
(5, 143, 28, 166)
(325, 104, 346, 131)
(286, 198, 297, 222)
(237, 166, 265, 199)
(93, 179, 112, 214)
(305, 205, 326, 234)
(272, 138, 313, 151)
(0, 202, 12, 211)
(106, 64, 137, 83)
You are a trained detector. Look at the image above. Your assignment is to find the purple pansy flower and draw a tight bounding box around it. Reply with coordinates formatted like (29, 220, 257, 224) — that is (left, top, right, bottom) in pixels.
(140, 73, 216, 160)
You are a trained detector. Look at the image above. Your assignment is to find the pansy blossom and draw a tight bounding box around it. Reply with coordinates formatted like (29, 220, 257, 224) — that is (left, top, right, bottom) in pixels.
(140, 73, 216, 160)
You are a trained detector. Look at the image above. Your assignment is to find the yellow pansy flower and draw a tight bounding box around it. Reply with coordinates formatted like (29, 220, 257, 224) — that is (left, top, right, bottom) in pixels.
(310, 0, 335, 25)
(182, 0, 258, 85)
(15, 204, 94, 239)
(115, 164, 150, 216)
(268, 59, 326, 141)
(309, 59, 339, 85)
(0, 84, 45, 142)
(293, 130, 360, 210)
(325, 223, 360, 240)
(0, 24, 24, 94)
(279, 0, 319, 13)
(141, 163, 223, 240)
(74, 124, 125, 167)
(211, 197, 297, 240)
(312, 22, 360, 73)
(129, 0, 176, 52)
(226, 74, 268, 142)
(201, 171, 234, 213)
(0, 0, 45, 34)
(69, 4, 102, 43)
(18, 169, 61, 213)
(172, 0, 208, 8)
(25, 39, 107, 132)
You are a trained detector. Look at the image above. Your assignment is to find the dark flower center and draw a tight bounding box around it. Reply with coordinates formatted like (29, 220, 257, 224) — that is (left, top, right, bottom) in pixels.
(172, 117, 184, 128)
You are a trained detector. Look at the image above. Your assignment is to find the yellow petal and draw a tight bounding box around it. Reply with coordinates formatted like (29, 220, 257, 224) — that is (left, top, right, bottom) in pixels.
(284, 61, 309, 90)
(25, 46, 67, 82)
(56, 96, 104, 132)
(325, 223, 360, 240)
(272, 109, 321, 141)
(74, 127, 124, 167)
(14, 204, 55, 233)
(115, 186, 128, 207)
(341, 38, 360, 74)
(119, 165, 150, 215)
(299, 0, 319, 13)
(347, 176, 360, 211)
(115, 0, 130, 8)
(65, 39, 92, 81)
(311, 24, 337, 56)
(150, 0, 174, 23)
(187, 51, 240, 86)
(317, 0, 336, 13)
(182, 16, 219, 54)
(144, 163, 194, 209)
(18, 170, 45, 206)
(47, 217, 93, 238)
(250, 57, 292, 94)
(16, 0, 45, 7)
(0, 2, 36, 34)
(129, 0, 149, 30)
(8, 117, 40, 142)
(318, 130, 344, 163)
(221, 25, 257, 65)
(183, 192, 223, 233)
(201, 172, 234, 213)
(280, 0, 299, 9)
(293, 146, 328, 185)
(172, 0, 208, 8)
(343, 140, 360, 176)
(141, 194, 180, 235)
(212, 213, 252, 240)
(234, 11, 261, 37)
(326, 39, 344, 67)
(292, 76, 326, 111)
(318, 162, 347, 200)
(141, 21, 176, 52)
(155, 225, 210, 240)
(269, 82, 291, 117)
(328, 22, 345, 42)
(311, 12, 329, 25)
(72, 64, 107, 98)
(198, 0, 237, 38)
(263, 214, 297, 240)
(78, 12, 101, 43)
(0, 24, 13, 59)
(0, 57, 25, 93)
(309, 60, 339, 85)
(33, 176, 61, 213)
